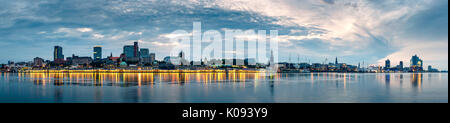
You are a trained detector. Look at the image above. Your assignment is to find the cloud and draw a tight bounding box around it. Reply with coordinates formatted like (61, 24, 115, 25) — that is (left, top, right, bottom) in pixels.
(376, 0, 449, 70)
(205, 0, 447, 69)
(76, 28, 93, 32)
(92, 34, 105, 39)
(52, 27, 98, 39)
(378, 41, 448, 70)
(321, 0, 335, 5)
(0, 0, 447, 70)
(152, 41, 180, 47)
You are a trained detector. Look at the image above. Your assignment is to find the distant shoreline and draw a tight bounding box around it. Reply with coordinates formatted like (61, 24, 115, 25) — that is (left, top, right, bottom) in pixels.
(17, 69, 262, 73)
(2, 69, 446, 74)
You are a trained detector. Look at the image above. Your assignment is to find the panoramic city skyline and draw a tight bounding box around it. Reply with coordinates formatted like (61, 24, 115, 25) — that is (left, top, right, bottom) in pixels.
(0, 0, 448, 70)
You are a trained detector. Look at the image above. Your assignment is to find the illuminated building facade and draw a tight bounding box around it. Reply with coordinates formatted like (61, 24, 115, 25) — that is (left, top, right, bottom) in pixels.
(133, 42, 139, 57)
(33, 57, 44, 67)
(399, 61, 404, 70)
(150, 53, 156, 65)
(410, 55, 423, 72)
(71, 55, 93, 66)
(140, 48, 151, 64)
(123, 42, 141, 64)
(385, 59, 391, 70)
(124, 45, 134, 58)
(93, 46, 102, 60)
(54, 46, 65, 64)
(140, 48, 149, 58)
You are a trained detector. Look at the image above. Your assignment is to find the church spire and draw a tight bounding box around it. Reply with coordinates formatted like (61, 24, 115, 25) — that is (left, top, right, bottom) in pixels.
(335, 57, 338, 65)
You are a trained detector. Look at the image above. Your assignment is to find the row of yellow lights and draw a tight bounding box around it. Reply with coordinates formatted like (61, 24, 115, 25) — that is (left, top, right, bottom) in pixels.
(23, 72, 267, 86)
(23, 69, 262, 73)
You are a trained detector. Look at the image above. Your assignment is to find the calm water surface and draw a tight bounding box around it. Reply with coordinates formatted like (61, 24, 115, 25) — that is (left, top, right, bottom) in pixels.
(0, 72, 447, 103)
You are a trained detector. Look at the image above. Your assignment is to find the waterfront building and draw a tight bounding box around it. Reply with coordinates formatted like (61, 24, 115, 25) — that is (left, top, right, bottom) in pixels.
(276, 63, 287, 69)
(311, 63, 322, 71)
(119, 53, 126, 62)
(298, 63, 310, 69)
(327, 63, 338, 71)
(123, 42, 141, 64)
(123, 45, 134, 58)
(428, 65, 439, 72)
(206, 59, 224, 66)
(54, 46, 65, 64)
(33, 57, 44, 67)
(133, 42, 139, 57)
(399, 61, 404, 70)
(107, 53, 120, 63)
(8, 61, 14, 66)
(150, 53, 156, 65)
(244, 58, 257, 66)
(66, 56, 72, 64)
(93, 46, 102, 60)
(140, 48, 150, 58)
(164, 56, 181, 65)
(347, 65, 358, 71)
(14, 62, 29, 68)
(71, 55, 93, 67)
(106, 56, 120, 67)
(162, 51, 190, 66)
(140, 48, 151, 65)
(368, 65, 383, 72)
(385, 59, 391, 70)
(120, 61, 128, 67)
(126, 57, 140, 64)
(410, 55, 424, 72)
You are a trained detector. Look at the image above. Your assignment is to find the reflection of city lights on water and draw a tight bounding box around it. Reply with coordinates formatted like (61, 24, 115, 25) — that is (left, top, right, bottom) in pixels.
(22, 72, 270, 87)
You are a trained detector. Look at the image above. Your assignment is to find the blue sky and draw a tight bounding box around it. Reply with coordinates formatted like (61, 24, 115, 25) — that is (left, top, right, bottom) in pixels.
(0, 0, 448, 70)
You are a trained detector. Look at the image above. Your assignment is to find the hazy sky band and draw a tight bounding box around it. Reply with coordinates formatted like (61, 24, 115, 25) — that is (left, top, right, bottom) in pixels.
(0, 0, 447, 70)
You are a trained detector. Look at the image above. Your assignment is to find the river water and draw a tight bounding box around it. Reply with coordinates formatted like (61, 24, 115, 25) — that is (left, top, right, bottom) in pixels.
(0, 72, 447, 103)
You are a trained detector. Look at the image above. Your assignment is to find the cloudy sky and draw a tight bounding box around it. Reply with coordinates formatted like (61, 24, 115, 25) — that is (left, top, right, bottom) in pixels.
(0, 0, 448, 70)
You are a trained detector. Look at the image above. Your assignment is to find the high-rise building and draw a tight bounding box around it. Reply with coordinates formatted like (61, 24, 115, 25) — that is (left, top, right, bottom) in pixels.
(140, 48, 151, 64)
(399, 61, 404, 70)
(54, 46, 63, 60)
(54, 46, 64, 64)
(150, 53, 156, 64)
(134, 42, 139, 57)
(140, 48, 150, 58)
(93, 46, 102, 60)
(123, 41, 140, 58)
(123, 43, 140, 64)
(385, 59, 391, 69)
(411, 55, 423, 72)
(123, 45, 134, 58)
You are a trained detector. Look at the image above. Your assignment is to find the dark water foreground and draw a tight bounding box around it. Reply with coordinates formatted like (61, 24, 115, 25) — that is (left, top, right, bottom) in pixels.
(0, 72, 447, 103)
